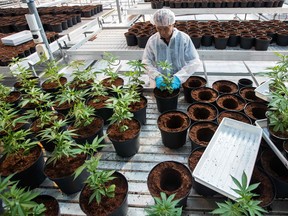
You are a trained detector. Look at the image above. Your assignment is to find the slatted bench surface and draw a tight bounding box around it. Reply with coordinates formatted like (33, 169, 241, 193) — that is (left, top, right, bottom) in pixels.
(34, 90, 288, 216)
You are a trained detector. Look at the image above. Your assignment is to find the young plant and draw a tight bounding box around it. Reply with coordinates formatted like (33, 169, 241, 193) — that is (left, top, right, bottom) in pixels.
(1, 129, 38, 156)
(69, 101, 95, 128)
(106, 90, 136, 132)
(156, 61, 174, 94)
(9, 57, 38, 91)
(69, 60, 96, 86)
(89, 81, 109, 101)
(101, 52, 120, 83)
(75, 154, 116, 204)
(211, 171, 267, 216)
(266, 87, 288, 134)
(124, 60, 146, 87)
(258, 53, 288, 92)
(0, 74, 11, 101)
(19, 86, 54, 109)
(0, 107, 31, 136)
(42, 59, 65, 85)
(145, 192, 182, 216)
(55, 86, 88, 106)
(0, 175, 46, 215)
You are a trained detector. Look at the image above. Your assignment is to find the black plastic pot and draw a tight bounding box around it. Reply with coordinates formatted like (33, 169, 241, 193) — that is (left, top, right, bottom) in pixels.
(201, 33, 214, 46)
(147, 161, 193, 207)
(187, 102, 218, 123)
(238, 78, 253, 89)
(108, 118, 141, 157)
(34, 195, 60, 216)
(227, 33, 240, 46)
(240, 34, 255, 49)
(188, 147, 218, 196)
(70, 116, 104, 145)
(0, 145, 46, 189)
(131, 95, 147, 125)
(214, 34, 229, 49)
(80, 171, 128, 216)
(255, 36, 272, 51)
(244, 102, 267, 124)
(154, 88, 180, 113)
(95, 107, 113, 125)
(182, 76, 207, 103)
(188, 121, 218, 150)
(157, 110, 191, 149)
(124, 32, 137, 46)
(45, 161, 89, 195)
(217, 110, 252, 125)
(190, 86, 219, 104)
(261, 149, 288, 198)
(0, 199, 3, 215)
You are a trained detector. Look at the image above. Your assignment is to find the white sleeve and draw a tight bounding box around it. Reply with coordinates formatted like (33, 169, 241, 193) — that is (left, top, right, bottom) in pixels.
(142, 37, 161, 80)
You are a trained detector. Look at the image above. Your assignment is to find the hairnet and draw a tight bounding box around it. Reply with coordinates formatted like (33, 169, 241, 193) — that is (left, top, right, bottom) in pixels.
(151, 9, 175, 26)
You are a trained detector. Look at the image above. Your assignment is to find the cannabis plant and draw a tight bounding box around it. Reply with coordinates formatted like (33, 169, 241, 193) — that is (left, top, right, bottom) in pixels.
(0, 74, 11, 101)
(19, 86, 53, 109)
(266, 87, 288, 134)
(101, 52, 120, 83)
(42, 59, 65, 85)
(106, 90, 136, 132)
(211, 172, 267, 216)
(259, 53, 288, 92)
(145, 192, 182, 216)
(9, 57, 38, 91)
(124, 60, 146, 87)
(54, 87, 88, 106)
(89, 81, 109, 100)
(75, 155, 115, 204)
(69, 101, 95, 128)
(156, 61, 174, 94)
(0, 175, 46, 216)
(0, 107, 31, 136)
(69, 60, 96, 87)
(1, 129, 38, 156)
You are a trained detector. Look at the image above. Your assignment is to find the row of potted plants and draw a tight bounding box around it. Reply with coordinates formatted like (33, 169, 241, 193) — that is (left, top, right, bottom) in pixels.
(1, 51, 287, 214)
(125, 19, 288, 50)
(149, 0, 285, 8)
(0, 32, 59, 66)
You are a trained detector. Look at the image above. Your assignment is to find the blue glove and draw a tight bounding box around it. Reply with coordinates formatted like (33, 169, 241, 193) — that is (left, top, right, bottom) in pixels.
(171, 76, 181, 90)
(155, 76, 166, 89)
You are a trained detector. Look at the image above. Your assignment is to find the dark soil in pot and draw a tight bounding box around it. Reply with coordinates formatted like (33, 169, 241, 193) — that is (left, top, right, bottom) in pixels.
(188, 121, 218, 149)
(244, 102, 267, 123)
(79, 171, 128, 216)
(188, 147, 218, 196)
(187, 102, 218, 122)
(101, 77, 124, 89)
(69, 116, 104, 145)
(251, 166, 276, 208)
(41, 77, 67, 93)
(157, 110, 191, 149)
(0, 145, 45, 189)
(191, 86, 219, 103)
(212, 80, 238, 94)
(217, 110, 251, 124)
(216, 94, 246, 112)
(261, 149, 288, 198)
(34, 195, 60, 216)
(182, 76, 207, 103)
(129, 95, 147, 125)
(107, 118, 141, 142)
(86, 95, 113, 125)
(44, 153, 88, 195)
(147, 161, 192, 207)
(239, 86, 266, 103)
(4, 90, 22, 107)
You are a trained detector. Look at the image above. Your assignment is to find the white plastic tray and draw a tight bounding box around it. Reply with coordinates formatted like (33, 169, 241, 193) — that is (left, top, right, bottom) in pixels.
(254, 79, 271, 102)
(192, 117, 262, 200)
(255, 119, 288, 170)
(1, 30, 32, 46)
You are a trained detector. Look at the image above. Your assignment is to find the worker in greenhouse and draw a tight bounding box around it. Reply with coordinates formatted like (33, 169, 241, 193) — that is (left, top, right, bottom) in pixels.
(142, 9, 201, 89)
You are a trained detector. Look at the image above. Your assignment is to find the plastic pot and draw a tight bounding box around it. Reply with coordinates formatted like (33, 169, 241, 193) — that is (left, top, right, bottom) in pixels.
(154, 88, 180, 113)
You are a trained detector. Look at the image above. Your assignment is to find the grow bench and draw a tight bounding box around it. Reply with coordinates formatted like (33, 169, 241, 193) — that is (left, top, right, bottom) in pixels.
(5, 90, 281, 215)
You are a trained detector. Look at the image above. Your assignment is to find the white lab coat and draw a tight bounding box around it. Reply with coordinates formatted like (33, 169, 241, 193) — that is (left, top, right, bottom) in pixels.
(142, 28, 201, 85)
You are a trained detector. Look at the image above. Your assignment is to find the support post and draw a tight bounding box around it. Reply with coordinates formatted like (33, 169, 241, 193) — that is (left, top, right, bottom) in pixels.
(116, 0, 122, 23)
(26, 0, 54, 60)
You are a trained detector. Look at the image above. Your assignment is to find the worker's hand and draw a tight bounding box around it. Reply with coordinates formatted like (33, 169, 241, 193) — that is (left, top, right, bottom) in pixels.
(155, 76, 166, 89)
(171, 76, 181, 90)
